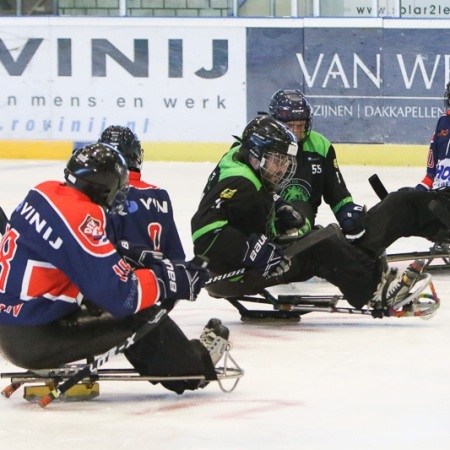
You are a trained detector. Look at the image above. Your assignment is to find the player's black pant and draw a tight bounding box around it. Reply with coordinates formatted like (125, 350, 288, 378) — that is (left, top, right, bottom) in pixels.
(205, 232, 382, 310)
(0, 305, 216, 394)
(357, 190, 450, 258)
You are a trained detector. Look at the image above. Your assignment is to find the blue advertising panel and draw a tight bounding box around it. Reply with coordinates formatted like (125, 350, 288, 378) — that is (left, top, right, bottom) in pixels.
(247, 27, 304, 116)
(381, 27, 445, 144)
(247, 25, 446, 144)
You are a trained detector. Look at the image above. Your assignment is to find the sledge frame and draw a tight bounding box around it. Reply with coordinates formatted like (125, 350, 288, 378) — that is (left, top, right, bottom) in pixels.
(1, 348, 244, 402)
(387, 241, 450, 271)
(224, 273, 440, 322)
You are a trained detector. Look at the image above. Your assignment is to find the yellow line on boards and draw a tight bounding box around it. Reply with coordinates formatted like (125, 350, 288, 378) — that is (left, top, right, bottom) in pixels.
(0, 141, 428, 166)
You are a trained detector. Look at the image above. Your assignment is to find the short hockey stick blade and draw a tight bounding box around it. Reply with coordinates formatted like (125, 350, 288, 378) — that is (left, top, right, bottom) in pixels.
(369, 174, 389, 200)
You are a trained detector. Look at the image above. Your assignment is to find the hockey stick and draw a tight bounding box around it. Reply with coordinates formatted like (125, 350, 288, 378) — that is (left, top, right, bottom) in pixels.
(38, 303, 169, 408)
(369, 174, 389, 200)
(204, 268, 246, 285)
(283, 223, 341, 257)
(204, 224, 341, 286)
(37, 227, 339, 405)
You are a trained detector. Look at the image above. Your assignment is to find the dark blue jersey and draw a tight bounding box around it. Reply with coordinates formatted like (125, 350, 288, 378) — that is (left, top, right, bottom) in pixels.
(418, 113, 450, 190)
(0, 181, 161, 325)
(107, 172, 185, 260)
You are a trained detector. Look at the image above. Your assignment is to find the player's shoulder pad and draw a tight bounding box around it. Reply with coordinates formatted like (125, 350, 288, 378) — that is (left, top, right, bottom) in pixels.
(303, 130, 331, 157)
(36, 181, 115, 256)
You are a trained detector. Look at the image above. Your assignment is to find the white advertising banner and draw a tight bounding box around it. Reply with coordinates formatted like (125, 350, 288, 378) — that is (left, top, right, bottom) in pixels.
(0, 17, 247, 142)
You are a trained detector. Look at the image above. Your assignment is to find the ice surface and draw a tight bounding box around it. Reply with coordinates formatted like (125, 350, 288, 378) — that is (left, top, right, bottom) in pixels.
(0, 161, 449, 450)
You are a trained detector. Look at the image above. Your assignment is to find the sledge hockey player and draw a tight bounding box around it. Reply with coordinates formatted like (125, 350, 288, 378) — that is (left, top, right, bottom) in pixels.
(191, 115, 427, 318)
(355, 82, 450, 260)
(267, 89, 366, 242)
(264, 89, 436, 303)
(98, 125, 229, 352)
(99, 125, 186, 260)
(0, 143, 228, 395)
(416, 81, 450, 192)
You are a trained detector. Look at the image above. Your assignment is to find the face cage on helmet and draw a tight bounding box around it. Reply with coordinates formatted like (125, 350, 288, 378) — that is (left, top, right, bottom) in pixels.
(259, 152, 297, 192)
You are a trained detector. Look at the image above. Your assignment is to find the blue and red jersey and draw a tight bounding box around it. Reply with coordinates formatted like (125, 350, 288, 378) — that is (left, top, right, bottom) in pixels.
(418, 113, 450, 190)
(107, 171, 185, 260)
(0, 181, 161, 325)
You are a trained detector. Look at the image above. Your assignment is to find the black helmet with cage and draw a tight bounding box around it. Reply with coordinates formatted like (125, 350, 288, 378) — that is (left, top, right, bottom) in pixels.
(268, 89, 313, 144)
(239, 115, 298, 192)
(64, 143, 129, 213)
(444, 82, 450, 112)
(99, 125, 143, 173)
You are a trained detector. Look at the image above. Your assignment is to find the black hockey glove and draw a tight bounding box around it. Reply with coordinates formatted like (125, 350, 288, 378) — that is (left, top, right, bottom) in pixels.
(151, 258, 209, 302)
(336, 203, 366, 242)
(274, 196, 305, 235)
(117, 240, 164, 268)
(242, 233, 290, 279)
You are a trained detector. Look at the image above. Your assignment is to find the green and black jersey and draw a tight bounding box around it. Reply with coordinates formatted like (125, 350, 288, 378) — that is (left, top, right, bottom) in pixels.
(280, 130, 354, 226)
(191, 146, 276, 275)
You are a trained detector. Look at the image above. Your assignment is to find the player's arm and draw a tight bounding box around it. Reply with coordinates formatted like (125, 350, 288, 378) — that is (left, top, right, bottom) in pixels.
(416, 140, 436, 191)
(323, 145, 366, 240)
(55, 207, 204, 317)
(193, 178, 289, 277)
